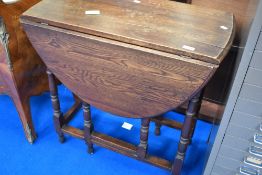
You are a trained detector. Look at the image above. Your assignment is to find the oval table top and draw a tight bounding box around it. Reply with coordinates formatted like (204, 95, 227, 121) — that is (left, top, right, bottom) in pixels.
(21, 0, 235, 65)
(21, 0, 235, 118)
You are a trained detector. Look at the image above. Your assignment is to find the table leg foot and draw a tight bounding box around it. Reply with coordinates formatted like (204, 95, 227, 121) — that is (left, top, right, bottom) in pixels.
(88, 145, 94, 154)
(172, 156, 184, 175)
(59, 135, 65, 143)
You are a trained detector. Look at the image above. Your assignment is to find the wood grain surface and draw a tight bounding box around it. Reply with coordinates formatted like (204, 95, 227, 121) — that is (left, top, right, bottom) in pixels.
(21, 0, 235, 65)
(0, 0, 48, 97)
(21, 22, 217, 118)
(191, 0, 258, 47)
(0, 0, 49, 143)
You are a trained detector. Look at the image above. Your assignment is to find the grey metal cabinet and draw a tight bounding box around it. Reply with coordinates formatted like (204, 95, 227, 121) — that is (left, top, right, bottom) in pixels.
(256, 33, 262, 51)
(204, 1, 262, 175)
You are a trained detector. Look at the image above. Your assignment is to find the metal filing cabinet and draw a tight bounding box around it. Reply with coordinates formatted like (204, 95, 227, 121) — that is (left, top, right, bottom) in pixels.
(236, 31, 262, 175)
(203, 1, 262, 175)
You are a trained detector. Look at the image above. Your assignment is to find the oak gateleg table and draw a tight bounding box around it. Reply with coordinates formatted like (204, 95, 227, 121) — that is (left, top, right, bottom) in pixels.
(20, 0, 235, 174)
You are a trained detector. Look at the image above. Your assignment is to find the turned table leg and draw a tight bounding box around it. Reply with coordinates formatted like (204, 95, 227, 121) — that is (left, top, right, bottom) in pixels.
(83, 102, 94, 154)
(47, 70, 65, 143)
(137, 118, 150, 159)
(189, 90, 204, 144)
(172, 91, 203, 175)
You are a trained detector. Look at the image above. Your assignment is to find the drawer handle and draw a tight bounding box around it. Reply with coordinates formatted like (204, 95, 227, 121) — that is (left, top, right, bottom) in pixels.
(240, 166, 258, 175)
(250, 145, 262, 157)
(254, 133, 262, 145)
(244, 156, 262, 168)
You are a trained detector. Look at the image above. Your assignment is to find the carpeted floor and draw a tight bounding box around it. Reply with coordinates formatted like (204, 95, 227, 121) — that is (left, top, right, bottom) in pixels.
(0, 85, 211, 175)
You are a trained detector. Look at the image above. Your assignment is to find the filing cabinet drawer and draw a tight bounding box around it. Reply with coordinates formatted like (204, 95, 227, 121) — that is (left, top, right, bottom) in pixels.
(223, 134, 250, 151)
(231, 111, 261, 130)
(227, 123, 257, 140)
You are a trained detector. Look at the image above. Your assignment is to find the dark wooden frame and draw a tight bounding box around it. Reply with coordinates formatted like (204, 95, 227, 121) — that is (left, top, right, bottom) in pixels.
(47, 70, 204, 175)
(0, 0, 49, 143)
(0, 1, 81, 143)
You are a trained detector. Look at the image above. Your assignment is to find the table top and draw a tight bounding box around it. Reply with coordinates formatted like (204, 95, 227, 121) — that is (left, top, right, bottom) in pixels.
(22, 0, 235, 65)
(21, 0, 235, 118)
